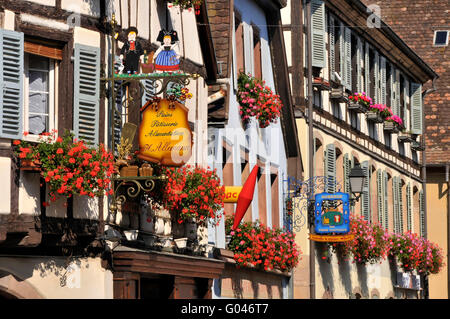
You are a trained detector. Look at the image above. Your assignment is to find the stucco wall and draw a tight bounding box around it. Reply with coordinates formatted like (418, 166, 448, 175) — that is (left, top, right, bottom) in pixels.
(0, 257, 113, 299)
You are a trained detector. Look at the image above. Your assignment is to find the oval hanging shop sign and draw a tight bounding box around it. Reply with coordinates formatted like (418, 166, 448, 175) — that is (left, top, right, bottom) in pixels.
(138, 98, 193, 166)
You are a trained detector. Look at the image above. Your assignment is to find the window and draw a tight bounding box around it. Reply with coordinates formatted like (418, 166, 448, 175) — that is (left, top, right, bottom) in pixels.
(331, 101, 342, 120)
(23, 53, 56, 138)
(234, 12, 244, 76)
(433, 30, 449, 47)
(384, 131, 391, 149)
(313, 88, 322, 108)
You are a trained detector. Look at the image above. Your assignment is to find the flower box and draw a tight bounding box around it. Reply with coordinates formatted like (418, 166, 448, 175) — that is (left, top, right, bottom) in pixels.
(366, 112, 384, 123)
(348, 102, 368, 113)
(20, 159, 42, 172)
(398, 132, 413, 143)
(313, 77, 331, 91)
(411, 141, 425, 151)
(383, 121, 399, 133)
(330, 86, 348, 103)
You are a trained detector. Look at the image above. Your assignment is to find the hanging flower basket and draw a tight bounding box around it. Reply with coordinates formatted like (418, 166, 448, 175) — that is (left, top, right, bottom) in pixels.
(330, 86, 348, 103)
(384, 115, 403, 133)
(237, 72, 283, 129)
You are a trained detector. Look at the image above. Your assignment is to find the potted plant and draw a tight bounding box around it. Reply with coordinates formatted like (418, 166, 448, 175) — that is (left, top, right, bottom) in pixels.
(225, 215, 300, 272)
(237, 72, 283, 129)
(330, 214, 391, 265)
(162, 165, 225, 227)
(14, 130, 115, 205)
(348, 92, 371, 113)
(384, 115, 403, 133)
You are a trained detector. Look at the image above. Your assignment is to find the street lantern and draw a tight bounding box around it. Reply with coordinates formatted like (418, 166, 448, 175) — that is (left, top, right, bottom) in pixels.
(349, 165, 366, 201)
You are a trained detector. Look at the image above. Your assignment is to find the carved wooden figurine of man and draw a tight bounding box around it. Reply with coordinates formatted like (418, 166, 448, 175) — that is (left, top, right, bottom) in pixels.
(120, 27, 144, 74)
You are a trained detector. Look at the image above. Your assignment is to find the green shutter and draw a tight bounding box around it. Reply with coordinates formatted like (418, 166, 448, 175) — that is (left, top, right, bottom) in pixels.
(361, 161, 370, 221)
(325, 144, 336, 193)
(74, 43, 100, 145)
(383, 171, 389, 231)
(329, 14, 336, 81)
(380, 56, 386, 106)
(344, 27, 352, 90)
(340, 23, 345, 83)
(0, 29, 24, 139)
(419, 190, 425, 237)
(398, 180, 404, 233)
(311, 0, 326, 68)
(343, 153, 350, 194)
(365, 42, 370, 97)
(356, 37, 362, 92)
(393, 176, 399, 233)
(411, 82, 423, 135)
(406, 183, 412, 232)
(377, 170, 384, 226)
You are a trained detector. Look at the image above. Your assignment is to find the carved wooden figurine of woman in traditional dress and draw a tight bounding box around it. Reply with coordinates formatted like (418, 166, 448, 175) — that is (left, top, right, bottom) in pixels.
(152, 30, 181, 72)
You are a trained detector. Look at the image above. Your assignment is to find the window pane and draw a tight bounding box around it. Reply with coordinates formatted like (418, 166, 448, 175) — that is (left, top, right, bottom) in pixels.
(29, 114, 48, 135)
(29, 71, 49, 92)
(434, 31, 448, 45)
(29, 92, 49, 114)
(29, 54, 49, 70)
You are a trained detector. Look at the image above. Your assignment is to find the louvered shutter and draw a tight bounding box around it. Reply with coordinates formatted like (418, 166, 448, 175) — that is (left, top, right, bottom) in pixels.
(343, 153, 350, 195)
(361, 161, 370, 221)
(398, 180, 404, 233)
(377, 170, 384, 227)
(325, 144, 336, 193)
(329, 15, 336, 81)
(73, 44, 100, 145)
(0, 29, 24, 139)
(344, 27, 352, 90)
(365, 42, 370, 97)
(393, 177, 399, 233)
(112, 57, 124, 147)
(380, 56, 386, 106)
(395, 69, 401, 117)
(406, 183, 412, 232)
(311, 0, 326, 68)
(374, 51, 379, 104)
(340, 23, 345, 85)
(383, 171, 389, 231)
(356, 37, 362, 92)
(411, 82, 423, 135)
(419, 190, 425, 237)
(403, 78, 410, 130)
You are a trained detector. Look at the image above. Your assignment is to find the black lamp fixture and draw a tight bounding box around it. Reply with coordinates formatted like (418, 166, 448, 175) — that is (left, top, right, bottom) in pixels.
(349, 165, 366, 205)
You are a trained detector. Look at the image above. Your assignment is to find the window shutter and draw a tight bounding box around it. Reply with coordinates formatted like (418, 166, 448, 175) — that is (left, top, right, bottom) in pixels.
(411, 82, 423, 135)
(0, 29, 24, 139)
(361, 161, 370, 221)
(380, 56, 386, 106)
(392, 176, 399, 233)
(406, 183, 412, 232)
(356, 37, 362, 92)
(311, 0, 326, 68)
(374, 51, 379, 104)
(398, 180, 404, 233)
(403, 78, 410, 130)
(377, 170, 384, 227)
(112, 57, 124, 147)
(325, 144, 336, 193)
(395, 69, 401, 117)
(340, 23, 345, 85)
(344, 27, 352, 90)
(329, 15, 336, 81)
(73, 44, 100, 145)
(419, 190, 425, 237)
(383, 171, 389, 231)
(343, 153, 350, 195)
(365, 42, 370, 97)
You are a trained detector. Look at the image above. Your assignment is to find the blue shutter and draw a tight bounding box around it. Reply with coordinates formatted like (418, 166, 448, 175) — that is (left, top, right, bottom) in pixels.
(383, 171, 389, 231)
(419, 190, 425, 237)
(325, 144, 336, 193)
(398, 179, 404, 233)
(0, 29, 24, 139)
(73, 44, 100, 145)
(329, 15, 336, 81)
(380, 56, 386, 106)
(311, 0, 326, 68)
(364, 42, 370, 97)
(377, 170, 384, 226)
(356, 37, 362, 92)
(344, 27, 352, 90)
(406, 183, 412, 232)
(343, 153, 350, 194)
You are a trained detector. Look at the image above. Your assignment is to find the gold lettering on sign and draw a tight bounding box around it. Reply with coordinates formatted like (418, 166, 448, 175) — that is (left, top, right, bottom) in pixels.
(138, 99, 193, 166)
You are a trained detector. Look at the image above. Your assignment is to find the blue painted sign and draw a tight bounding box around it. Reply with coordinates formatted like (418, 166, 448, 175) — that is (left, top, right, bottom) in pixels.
(314, 192, 350, 234)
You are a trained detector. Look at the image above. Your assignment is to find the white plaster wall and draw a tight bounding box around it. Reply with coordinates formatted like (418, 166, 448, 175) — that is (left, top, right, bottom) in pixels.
(19, 172, 41, 216)
(0, 257, 113, 299)
(73, 195, 99, 220)
(26, 0, 56, 6)
(3, 10, 15, 30)
(74, 26, 101, 47)
(0, 157, 11, 215)
(61, 0, 101, 18)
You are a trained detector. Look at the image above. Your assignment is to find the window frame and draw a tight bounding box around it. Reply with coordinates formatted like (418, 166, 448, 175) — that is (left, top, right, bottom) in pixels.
(433, 30, 449, 47)
(23, 53, 57, 142)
